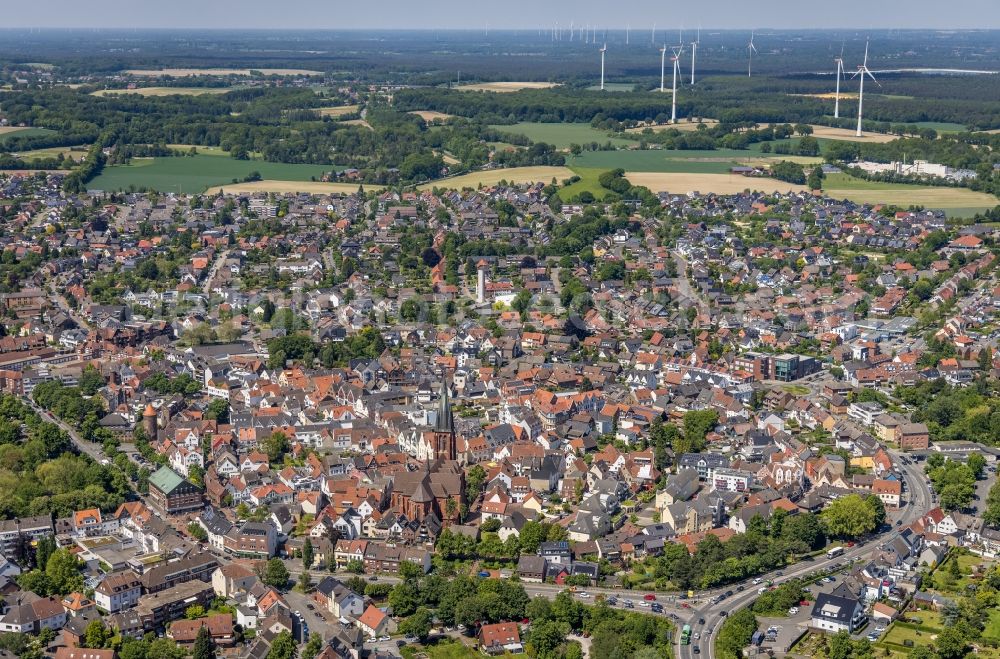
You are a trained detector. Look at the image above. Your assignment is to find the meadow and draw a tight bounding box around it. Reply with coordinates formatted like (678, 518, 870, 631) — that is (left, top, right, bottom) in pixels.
(457, 82, 559, 92)
(87, 155, 334, 193)
(204, 180, 373, 195)
(316, 105, 360, 117)
(489, 122, 638, 149)
(626, 172, 807, 195)
(411, 110, 456, 122)
(0, 127, 55, 144)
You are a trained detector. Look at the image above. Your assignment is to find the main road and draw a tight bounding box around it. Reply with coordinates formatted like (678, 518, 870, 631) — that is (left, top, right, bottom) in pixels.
(675, 450, 932, 659)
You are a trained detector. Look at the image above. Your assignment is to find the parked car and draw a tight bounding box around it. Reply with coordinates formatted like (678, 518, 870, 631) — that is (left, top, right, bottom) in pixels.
(644, 594, 656, 601)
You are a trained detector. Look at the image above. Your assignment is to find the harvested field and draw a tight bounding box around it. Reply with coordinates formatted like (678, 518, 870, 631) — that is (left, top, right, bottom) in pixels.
(124, 68, 322, 77)
(626, 172, 807, 195)
(317, 105, 360, 117)
(204, 180, 375, 195)
(626, 119, 719, 133)
(418, 166, 574, 190)
(457, 81, 559, 92)
(807, 125, 898, 143)
(823, 186, 998, 210)
(411, 110, 456, 122)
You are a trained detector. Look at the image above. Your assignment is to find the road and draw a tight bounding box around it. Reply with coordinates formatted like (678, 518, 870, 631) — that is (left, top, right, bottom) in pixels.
(674, 450, 932, 659)
(27, 398, 106, 463)
(202, 249, 230, 297)
(672, 252, 710, 319)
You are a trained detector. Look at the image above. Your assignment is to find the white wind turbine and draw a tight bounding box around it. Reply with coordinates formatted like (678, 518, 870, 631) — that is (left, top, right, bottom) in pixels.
(690, 27, 700, 85)
(660, 44, 668, 92)
(652, 23, 657, 46)
(833, 43, 845, 119)
(851, 40, 880, 137)
(626, 24, 630, 45)
(747, 31, 758, 78)
(600, 43, 607, 91)
(671, 45, 684, 123)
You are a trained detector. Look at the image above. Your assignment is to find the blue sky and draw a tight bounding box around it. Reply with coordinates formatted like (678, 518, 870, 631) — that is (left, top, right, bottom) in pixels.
(4, 0, 999, 29)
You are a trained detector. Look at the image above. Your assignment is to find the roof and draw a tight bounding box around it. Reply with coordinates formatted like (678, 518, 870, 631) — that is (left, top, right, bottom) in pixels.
(55, 650, 115, 659)
(357, 604, 387, 630)
(148, 466, 186, 494)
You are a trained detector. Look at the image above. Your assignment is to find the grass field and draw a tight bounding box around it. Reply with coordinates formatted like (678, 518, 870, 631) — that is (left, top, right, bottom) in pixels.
(204, 180, 374, 195)
(88, 155, 334, 193)
(457, 81, 559, 92)
(625, 172, 808, 195)
(411, 110, 456, 122)
(489, 123, 638, 149)
(0, 127, 54, 144)
(821, 172, 999, 212)
(166, 145, 231, 156)
(569, 147, 805, 173)
(12, 146, 87, 162)
(418, 166, 573, 191)
(92, 87, 233, 97)
(343, 119, 373, 130)
(586, 83, 639, 92)
(124, 68, 323, 77)
(560, 168, 607, 200)
(913, 121, 969, 133)
(316, 105, 360, 117)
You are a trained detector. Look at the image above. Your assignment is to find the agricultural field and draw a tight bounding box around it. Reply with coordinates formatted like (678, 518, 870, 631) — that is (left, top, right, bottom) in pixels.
(203, 180, 374, 195)
(0, 127, 55, 143)
(343, 119, 373, 130)
(165, 145, 231, 156)
(316, 105, 360, 117)
(124, 68, 323, 77)
(411, 110, 456, 122)
(489, 122, 638, 149)
(822, 172, 999, 212)
(569, 147, 806, 173)
(912, 121, 969, 133)
(11, 146, 87, 162)
(457, 81, 559, 92)
(807, 125, 899, 143)
(586, 83, 640, 92)
(559, 168, 607, 200)
(417, 166, 573, 191)
(626, 119, 719, 133)
(625, 172, 807, 195)
(87, 155, 334, 193)
(92, 87, 233, 97)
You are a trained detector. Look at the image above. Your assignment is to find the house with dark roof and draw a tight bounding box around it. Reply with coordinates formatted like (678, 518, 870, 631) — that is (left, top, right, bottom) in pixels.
(810, 592, 867, 633)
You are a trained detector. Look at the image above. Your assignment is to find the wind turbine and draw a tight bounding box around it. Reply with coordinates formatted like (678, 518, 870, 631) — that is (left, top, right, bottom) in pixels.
(600, 43, 607, 91)
(833, 44, 845, 119)
(747, 31, 758, 78)
(652, 23, 657, 46)
(660, 44, 668, 92)
(626, 24, 630, 45)
(690, 29, 700, 85)
(851, 40, 880, 137)
(671, 45, 684, 123)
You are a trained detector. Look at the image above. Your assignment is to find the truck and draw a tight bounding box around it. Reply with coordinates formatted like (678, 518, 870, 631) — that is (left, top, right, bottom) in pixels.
(826, 546, 845, 559)
(680, 624, 692, 645)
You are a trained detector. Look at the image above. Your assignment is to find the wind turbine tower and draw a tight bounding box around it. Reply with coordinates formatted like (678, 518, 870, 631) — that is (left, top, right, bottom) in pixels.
(660, 45, 668, 92)
(747, 31, 757, 78)
(600, 43, 607, 91)
(852, 40, 880, 137)
(833, 45, 845, 119)
(671, 45, 683, 123)
(690, 35, 699, 85)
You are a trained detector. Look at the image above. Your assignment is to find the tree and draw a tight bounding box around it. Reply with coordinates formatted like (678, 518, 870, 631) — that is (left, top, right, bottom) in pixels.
(204, 398, 229, 424)
(78, 365, 105, 396)
(967, 453, 986, 480)
(398, 606, 434, 642)
(302, 537, 314, 570)
(83, 619, 110, 649)
(265, 631, 296, 659)
(770, 161, 806, 185)
(388, 581, 421, 617)
(260, 558, 289, 589)
(398, 560, 423, 582)
(683, 409, 718, 451)
(192, 625, 215, 659)
(44, 548, 84, 595)
(821, 494, 878, 538)
(262, 431, 289, 462)
(185, 604, 206, 619)
(297, 570, 312, 592)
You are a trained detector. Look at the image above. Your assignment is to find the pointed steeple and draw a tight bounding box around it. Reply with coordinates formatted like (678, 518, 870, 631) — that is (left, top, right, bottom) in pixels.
(434, 380, 454, 433)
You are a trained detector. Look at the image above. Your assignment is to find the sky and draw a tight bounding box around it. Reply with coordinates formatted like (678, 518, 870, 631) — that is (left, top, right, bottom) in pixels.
(3, 0, 1000, 30)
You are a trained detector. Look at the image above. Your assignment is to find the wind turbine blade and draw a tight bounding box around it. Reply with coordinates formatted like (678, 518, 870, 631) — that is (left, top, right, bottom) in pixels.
(866, 69, 881, 86)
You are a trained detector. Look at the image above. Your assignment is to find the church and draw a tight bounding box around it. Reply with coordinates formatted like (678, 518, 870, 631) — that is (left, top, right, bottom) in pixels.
(389, 382, 466, 527)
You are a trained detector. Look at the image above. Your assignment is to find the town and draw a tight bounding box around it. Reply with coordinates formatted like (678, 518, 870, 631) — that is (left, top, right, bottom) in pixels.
(0, 157, 997, 659)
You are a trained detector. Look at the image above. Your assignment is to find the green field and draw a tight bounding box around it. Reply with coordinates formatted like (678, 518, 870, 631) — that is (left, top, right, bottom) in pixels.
(586, 83, 643, 92)
(560, 168, 607, 200)
(912, 121, 969, 134)
(489, 122, 638, 149)
(0, 127, 56, 145)
(88, 155, 334, 193)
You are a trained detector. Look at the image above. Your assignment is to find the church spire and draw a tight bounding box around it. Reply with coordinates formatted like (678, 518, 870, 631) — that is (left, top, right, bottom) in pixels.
(435, 380, 453, 433)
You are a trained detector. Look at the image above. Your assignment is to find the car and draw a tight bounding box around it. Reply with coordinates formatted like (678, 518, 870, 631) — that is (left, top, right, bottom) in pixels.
(693, 632, 701, 640)
(396, 641, 405, 648)
(403, 636, 418, 643)
(725, 590, 733, 597)
(607, 597, 618, 605)
(639, 600, 650, 607)
(752, 578, 763, 585)
(368, 576, 378, 581)
(623, 600, 634, 609)
(775, 571, 784, 576)
(788, 607, 799, 615)
(719, 611, 728, 617)
(456, 625, 466, 632)
(698, 618, 705, 625)
(306, 604, 315, 610)
(368, 637, 377, 644)
(846, 541, 855, 547)
(644, 594, 656, 601)
(294, 611, 302, 618)
(577, 592, 591, 598)
(379, 636, 391, 642)
(867, 633, 880, 642)
(651, 603, 663, 613)
(736, 585, 744, 592)
(681, 602, 690, 608)
(896, 520, 903, 526)
(758, 587, 767, 595)
(693, 646, 700, 655)
(827, 576, 836, 582)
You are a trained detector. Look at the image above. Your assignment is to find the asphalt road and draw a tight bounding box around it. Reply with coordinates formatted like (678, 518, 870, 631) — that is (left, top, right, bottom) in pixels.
(674, 450, 932, 659)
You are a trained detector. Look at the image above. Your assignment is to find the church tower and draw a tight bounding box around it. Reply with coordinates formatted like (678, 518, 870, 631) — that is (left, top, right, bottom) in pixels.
(433, 380, 457, 462)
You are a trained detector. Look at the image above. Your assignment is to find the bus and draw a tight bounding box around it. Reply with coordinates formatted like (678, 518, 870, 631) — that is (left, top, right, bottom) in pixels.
(826, 546, 845, 559)
(681, 624, 692, 645)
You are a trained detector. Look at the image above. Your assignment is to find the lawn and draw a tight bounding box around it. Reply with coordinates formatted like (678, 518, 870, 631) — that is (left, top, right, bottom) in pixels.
(87, 155, 334, 193)
(560, 168, 607, 200)
(400, 638, 481, 659)
(489, 122, 638, 149)
(0, 127, 55, 144)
